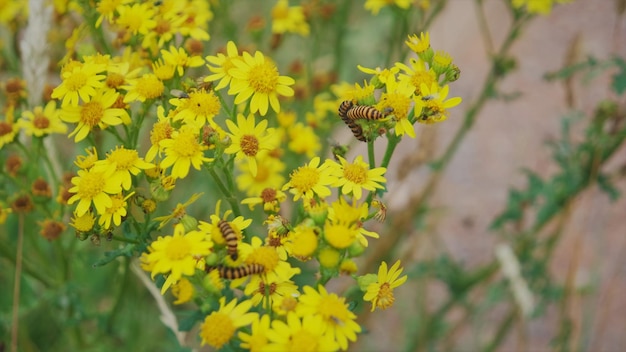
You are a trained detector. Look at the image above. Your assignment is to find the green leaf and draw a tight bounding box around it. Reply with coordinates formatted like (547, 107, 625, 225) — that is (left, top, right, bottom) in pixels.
(92, 245, 136, 267)
(596, 173, 620, 201)
(611, 57, 626, 95)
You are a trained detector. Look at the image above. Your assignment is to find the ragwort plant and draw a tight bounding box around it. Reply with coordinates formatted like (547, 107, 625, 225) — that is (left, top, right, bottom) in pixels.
(4, 0, 621, 351)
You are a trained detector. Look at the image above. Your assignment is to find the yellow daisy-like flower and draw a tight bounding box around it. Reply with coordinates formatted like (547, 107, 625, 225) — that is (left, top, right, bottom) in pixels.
(363, 260, 408, 312)
(115, 3, 156, 36)
(97, 192, 134, 229)
(19, 101, 67, 137)
(329, 155, 386, 200)
(69, 211, 96, 233)
(265, 312, 339, 352)
(198, 200, 252, 253)
(159, 124, 213, 179)
(271, 0, 310, 36)
(241, 187, 287, 214)
(228, 50, 295, 116)
(169, 89, 221, 126)
(324, 222, 358, 250)
(512, 0, 571, 15)
(122, 73, 165, 103)
(153, 192, 203, 230)
(205, 41, 242, 90)
(68, 165, 123, 217)
(171, 277, 195, 305)
(282, 157, 336, 201)
(285, 222, 318, 260)
(93, 146, 154, 190)
(405, 32, 430, 54)
(365, 0, 412, 15)
(375, 75, 419, 138)
(244, 272, 300, 307)
(160, 45, 205, 77)
(417, 83, 462, 125)
(74, 147, 99, 170)
(199, 297, 258, 349)
(236, 151, 286, 198)
(357, 65, 400, 87)
(145, 106, 174, 162)
(327, 197, 379, 247)
(145, 223, 213, 294)
(287, 123, 321, 158)
(239, 314, 271, 352)
(0, 106, 19, 148)
(297, 285, 361, 351)
(240, 236, 300, 283)
(51, 62, 107, 107)
(395, 59, 438, 96)
(224, 114, 278, 177)
(60, 88, 129, 142)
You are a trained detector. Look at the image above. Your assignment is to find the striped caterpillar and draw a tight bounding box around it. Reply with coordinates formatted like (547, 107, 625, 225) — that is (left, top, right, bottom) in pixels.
(205, 263, 265, 279)
(218, 220, 239, 260)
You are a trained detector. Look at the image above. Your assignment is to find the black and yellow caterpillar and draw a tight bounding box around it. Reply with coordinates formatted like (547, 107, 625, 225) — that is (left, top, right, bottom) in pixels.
(204, 263, 265, 279)
(218, 220, 238, 260)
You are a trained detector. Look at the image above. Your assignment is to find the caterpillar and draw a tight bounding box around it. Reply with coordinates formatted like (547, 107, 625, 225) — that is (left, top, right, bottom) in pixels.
(205, 263, 265, 279)
(338, 100, 354, 118)
(338, 100, 368, 142)
(346, 105, 383, 120)
(218, 220, 239, 260)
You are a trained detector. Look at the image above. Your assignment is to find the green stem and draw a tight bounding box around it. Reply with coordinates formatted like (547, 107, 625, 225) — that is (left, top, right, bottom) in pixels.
(208, 167, 242, 218)
(105, 257, 130, 333)
(483, 308, 517, 352)
(367, 141, 376, 169)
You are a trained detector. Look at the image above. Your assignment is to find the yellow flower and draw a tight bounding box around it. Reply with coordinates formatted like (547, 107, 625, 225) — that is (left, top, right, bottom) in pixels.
(287, 123, 321, 158)
(416, 83, 462, 125)
(282, 157, 336, 201)
(512, 0, 572, 15)
(74, 147, 99, 170)
(271, 0, 310, 36)
(93, 146, 154, 190)
(51, 62, 106, 107)
(122, 73, 165, 103)
(145, 223, 213, 294)
(405, 32, 430, 54)
(199, 297, 258, 349)
(0, 105, 19, 148)
(171, 277, 195, 305)
(205, 41, 242, 90)
(225, 114, 278, 177)
(198, 200, 252, 257)
(115, 3, 156, 36)
(170, 89, 221, 126)
(145, 106, 174, 162)
(70, 211, 95, 233)
(239, 314, 271, 352)
(364, 0, 412, 15)
(241, 187, 287, 214)
(153, 192, 203, 229)
(68, 165, 123, 217)
(97, 192, 134, 229)
(265, 312, 339, 352)
(297, 285, 361, 351)
(244, 272, 299, 307)
(329, 155, 386, 200)
(160, 45, 205, 77)
(95, 0, 128, 27)
(237, 151, 286, 198)
(60, 88, 129, 142)
(324, 222, 357, 250)
(327, 197, 379, 248)
(395, 58, 437, 96)
(285, 223, 318, 260)
(228, 50, 295, 116)
(159, 124, 213, 179)
(363, 260, 408, 312)
(19, 101, 67, 137)
(241, 236, 300, 283)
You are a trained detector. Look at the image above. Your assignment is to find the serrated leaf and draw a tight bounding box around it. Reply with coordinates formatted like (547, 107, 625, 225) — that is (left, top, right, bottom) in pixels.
(178, 310, 204, 332)
(597, 173, 620, 201)
(92, 245, 135, 267)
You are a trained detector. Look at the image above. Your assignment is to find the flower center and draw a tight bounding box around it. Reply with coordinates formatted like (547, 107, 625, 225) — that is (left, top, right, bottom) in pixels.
(289, 329, 318, 352)
(246, 246, 279, 272)
(290, 167, 319, 192)
(318, 294, 351, 324)
(377, 282, 395, 309)
(165, 236, 192, 261)
(343, 163, 368, 185)
(240, 134, 259, 157)
(136, 75, 164, 99)
(106, 72, 125, 89)
(80, 101, 105, 127)
(0, 122, 11, 136)
(260, 188, 277, 202)
(324, 223, 356, 249)
(201, 313, 235, 349)
(248, 61, 279, 94)
(77, 171, 106, 198)
(108, 148, 138, 171)
(188, 91, 221, 117)
(290, 228, 317, 258)
(172, 129, 201, 157)
(155, 19, 171, 35)
(66, 71, 87, 91)
(150, 121, 173, 145)
(33, 112, 50, 129)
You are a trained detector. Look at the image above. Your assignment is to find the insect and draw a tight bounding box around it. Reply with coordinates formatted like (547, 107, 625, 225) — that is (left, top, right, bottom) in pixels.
(218, 220, 239, 260)
(338, 100, 354, 118)
(195, 76, 213, 91)
(170, 89, 189, 99)
(205, 263, 265, 279)
(346, 105, 383, 120)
